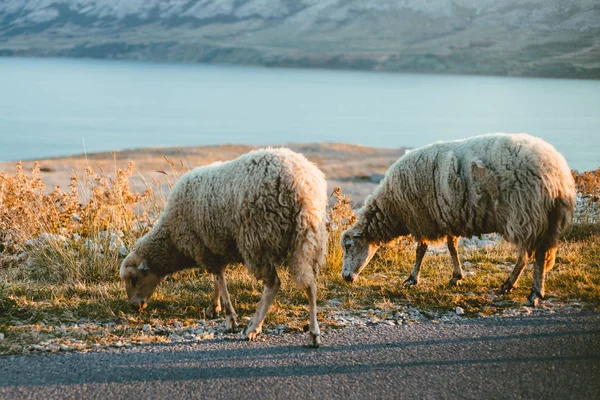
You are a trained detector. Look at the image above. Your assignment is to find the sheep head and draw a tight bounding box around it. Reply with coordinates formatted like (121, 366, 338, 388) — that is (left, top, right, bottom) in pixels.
(119, 250, 161, 311)
(340, 227, 379, 283)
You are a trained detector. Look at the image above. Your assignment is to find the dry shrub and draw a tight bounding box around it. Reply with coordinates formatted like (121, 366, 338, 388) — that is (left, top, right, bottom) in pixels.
(0, 162, 160, 283)
(325, 187, 357, 272)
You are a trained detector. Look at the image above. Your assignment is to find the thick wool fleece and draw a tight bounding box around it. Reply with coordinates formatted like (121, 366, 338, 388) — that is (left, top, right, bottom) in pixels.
(134, 148, 327, 287)
(356, 133, 576, 251)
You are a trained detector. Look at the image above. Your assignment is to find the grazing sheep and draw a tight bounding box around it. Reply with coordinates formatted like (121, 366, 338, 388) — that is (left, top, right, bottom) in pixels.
(341, 133, 576, 306)
(120, 148, 327, 347)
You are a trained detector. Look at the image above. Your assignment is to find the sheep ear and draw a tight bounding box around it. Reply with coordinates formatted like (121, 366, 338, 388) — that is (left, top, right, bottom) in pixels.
(137, 260, 151, 271)
(353, 230, 362, 238)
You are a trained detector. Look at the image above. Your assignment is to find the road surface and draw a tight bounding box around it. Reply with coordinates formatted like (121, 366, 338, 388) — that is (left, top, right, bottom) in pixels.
(1, 312, 600, 399)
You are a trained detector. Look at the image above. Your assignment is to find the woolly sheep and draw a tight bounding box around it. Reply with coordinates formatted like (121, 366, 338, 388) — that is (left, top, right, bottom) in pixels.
(341, 133, 576, 306)
(120, 148, 327, 347)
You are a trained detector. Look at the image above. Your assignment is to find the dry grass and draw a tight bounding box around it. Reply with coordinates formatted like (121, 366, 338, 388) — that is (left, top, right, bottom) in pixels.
(0, 160, 599, 354)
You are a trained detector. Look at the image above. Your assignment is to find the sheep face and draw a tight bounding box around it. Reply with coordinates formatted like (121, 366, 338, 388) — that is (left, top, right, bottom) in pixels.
(120, 251, 161, 311)
(341, 228, 379, 283)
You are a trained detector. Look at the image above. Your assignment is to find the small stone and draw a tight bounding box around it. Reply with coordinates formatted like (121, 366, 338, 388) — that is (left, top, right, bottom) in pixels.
(119, 245, 129, 257)
(328, 298, 342, 306)
(173, 321, 183, 329)
(47, 345, 60, 352)
(170, 334, 183, 342)
(60, 344, 71, 352)
(455, 306, 465, 315)
(0, 333, 4, 341)
(142, 324, 151, 332)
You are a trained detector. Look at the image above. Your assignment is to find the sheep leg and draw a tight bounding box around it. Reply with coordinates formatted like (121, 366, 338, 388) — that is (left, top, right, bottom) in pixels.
(447, 235, 464, 286)
(499, 248, 529, 294)
(214, 271, 238, 332)
(205, 274, 222, 319)
(526, 247, 556, 307)
(403, 241, 428, 287)
(246, 273, 281, 341)
(305, 281, 321, 348)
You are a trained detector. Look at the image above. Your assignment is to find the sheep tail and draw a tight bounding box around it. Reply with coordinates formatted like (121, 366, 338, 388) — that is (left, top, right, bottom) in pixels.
(286, 162, 327, 289)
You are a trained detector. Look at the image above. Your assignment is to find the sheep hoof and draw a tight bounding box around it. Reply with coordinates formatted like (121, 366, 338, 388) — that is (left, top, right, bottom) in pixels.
(448, 277, 462, 287)
(526, 291, 542, 307)
(307, 332, 321, 348)
(225, 316, 238, 333)
(205, 304, 221, 319)
(245, 324, 262, 341)
(402, 277, 418, 288)
(499, 281, 515, 294)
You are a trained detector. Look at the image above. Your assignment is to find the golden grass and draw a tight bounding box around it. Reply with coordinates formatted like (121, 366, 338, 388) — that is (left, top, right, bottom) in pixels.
(0, 160, 599, 354)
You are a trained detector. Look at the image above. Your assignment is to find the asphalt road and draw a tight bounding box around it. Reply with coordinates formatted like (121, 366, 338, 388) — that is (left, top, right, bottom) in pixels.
(1, 312, 600, 399)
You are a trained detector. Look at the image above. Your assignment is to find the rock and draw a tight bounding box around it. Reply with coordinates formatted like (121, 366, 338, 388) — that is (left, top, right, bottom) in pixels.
(60, 344, 71, 352)
(455, 306, 465, 315)
(173, 321, 183, 329)
(0, 333, 4, 341)
(142, 324, 151, 332)
(327, 298, 342, 307)
(24, 239, 39, 247)
(84, 239, 103, 253)
(118, 245, 129, 257)
(170, 334, 183, 342)
(39, 233, 68, 243)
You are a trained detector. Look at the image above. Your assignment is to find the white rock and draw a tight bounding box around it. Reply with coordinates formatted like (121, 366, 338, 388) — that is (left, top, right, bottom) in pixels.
(455, 306, 465, 315)
(39, 233, 68, 243)
(0, 333, 4, 341)
(119, 245, 129, 257)
(24, 239, 39, 247)
(84, 239, 103, 252)
(142, 324, 151, 332)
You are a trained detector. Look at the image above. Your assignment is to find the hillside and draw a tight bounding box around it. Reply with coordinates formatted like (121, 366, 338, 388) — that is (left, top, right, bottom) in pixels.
(1, 0, 600, 78)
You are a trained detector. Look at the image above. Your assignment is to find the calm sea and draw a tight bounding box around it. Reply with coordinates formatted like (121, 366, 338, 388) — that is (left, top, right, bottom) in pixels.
(1, 57, 599, 171)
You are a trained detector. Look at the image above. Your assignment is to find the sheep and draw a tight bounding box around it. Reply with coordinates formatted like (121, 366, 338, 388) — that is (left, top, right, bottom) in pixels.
(120, 148, 327, 347)
(341, 133, 576, 306)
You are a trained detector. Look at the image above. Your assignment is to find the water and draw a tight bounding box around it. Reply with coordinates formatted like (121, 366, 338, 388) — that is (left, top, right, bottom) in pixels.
(1, 57, 599, 171)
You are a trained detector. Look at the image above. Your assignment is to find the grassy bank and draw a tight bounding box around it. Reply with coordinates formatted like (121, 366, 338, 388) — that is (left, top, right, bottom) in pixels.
(0, 160, 598, 354)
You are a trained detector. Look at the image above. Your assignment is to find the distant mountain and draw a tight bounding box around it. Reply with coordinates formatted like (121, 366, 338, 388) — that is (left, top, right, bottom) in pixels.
(1, 0, 599, 78)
